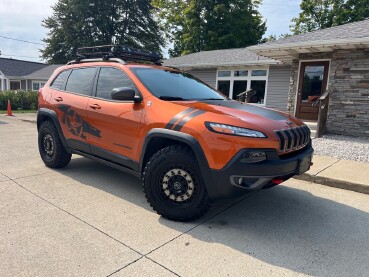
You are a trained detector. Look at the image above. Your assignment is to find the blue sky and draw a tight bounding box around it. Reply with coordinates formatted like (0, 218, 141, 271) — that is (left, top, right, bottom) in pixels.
(0, 0, 301, 63)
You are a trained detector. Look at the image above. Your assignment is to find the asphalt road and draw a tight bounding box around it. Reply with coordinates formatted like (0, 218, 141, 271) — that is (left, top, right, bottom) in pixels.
(1, 115, 369, 276)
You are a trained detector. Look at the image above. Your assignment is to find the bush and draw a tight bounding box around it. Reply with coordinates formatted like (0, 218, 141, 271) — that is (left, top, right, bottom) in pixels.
(0, 90, 38, 110)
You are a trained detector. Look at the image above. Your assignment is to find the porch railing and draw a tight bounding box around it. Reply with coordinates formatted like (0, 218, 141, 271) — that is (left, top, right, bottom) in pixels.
(312, 90, 331, 138)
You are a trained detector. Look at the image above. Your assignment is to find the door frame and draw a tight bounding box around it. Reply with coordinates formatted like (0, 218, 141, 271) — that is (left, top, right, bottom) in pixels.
(294, 59, 331, 118)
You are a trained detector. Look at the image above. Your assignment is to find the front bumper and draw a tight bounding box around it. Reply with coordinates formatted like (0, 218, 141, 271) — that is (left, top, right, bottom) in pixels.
(206, 143, 314, 199)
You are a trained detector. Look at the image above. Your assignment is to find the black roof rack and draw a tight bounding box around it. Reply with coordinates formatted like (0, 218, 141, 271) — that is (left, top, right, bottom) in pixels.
(75, 45, 162, 65)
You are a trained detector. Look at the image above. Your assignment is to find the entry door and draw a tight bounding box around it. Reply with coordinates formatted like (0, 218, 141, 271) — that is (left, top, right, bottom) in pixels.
(296, 61, 329, 120)
(86, 66, 143, 169)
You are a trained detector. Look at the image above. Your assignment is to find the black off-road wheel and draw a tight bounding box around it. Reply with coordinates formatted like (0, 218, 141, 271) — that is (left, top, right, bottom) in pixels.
(38, 121, 71, 168)
(142, 145, 210, 222)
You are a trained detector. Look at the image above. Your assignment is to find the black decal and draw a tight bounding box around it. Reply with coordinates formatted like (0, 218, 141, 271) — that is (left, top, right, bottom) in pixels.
(165, 108, 196, 130)
(173, 110, 206, 131)
(57, 105, 101, 139)
(201, 100, 288, 121)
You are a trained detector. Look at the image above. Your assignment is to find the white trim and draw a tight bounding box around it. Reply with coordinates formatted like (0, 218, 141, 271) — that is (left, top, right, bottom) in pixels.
(294, 59, 331, 117)
(215, 66, 269, 105)
(32, 80, 46, 91)
(249, 37, 369, 52)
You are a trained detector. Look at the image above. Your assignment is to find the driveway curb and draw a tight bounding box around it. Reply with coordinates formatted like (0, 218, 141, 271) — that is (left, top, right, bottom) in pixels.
(294, 174, 369, 195)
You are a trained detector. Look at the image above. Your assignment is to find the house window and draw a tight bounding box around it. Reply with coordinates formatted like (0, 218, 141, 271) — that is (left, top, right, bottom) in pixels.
(32, 81, 46, 91)
(216, 68, 268, 104)
(10, 81, 21, 90)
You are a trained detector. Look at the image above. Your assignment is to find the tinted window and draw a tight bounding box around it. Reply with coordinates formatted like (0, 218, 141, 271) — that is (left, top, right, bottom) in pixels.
(65, 67, 97, 96)
(96, 67, 135, 100)
(51, 70, 70, 90)
(131, 68, 225, 100)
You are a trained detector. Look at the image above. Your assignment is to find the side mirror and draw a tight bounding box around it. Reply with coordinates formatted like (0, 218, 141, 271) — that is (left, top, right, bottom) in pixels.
(111, 87, 142, 103)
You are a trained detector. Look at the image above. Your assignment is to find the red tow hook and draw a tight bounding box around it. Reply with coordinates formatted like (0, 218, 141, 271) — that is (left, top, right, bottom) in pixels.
(271, 179, 284, 185)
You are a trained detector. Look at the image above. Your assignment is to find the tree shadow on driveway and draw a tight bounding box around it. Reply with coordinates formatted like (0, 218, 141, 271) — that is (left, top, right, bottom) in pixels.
(57, 157, 369, 276)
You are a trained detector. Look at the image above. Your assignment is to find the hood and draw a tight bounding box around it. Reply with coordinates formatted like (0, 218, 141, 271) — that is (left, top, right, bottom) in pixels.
(174, 100, 303, 129)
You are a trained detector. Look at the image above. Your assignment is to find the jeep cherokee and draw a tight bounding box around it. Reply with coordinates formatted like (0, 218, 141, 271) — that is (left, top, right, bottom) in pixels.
(37, 45, 313, 221)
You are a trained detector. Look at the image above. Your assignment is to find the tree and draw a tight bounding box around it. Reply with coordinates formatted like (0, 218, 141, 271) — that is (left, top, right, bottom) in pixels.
(291, 0, 369, 34)
(260, 33, 292, 43)
(153, 0, 266, 57)
(41, 0, 164, 64)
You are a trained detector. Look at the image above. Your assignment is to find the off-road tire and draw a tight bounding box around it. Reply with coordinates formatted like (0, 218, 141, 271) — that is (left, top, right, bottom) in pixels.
(38, 120, 71, 168)
(142, 145, 210, 222)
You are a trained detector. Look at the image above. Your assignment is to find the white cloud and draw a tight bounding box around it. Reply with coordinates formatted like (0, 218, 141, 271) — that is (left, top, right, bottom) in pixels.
(259, 0, 301, 37)
(0, 0, 301, 62)
(0, 0, 56, 62)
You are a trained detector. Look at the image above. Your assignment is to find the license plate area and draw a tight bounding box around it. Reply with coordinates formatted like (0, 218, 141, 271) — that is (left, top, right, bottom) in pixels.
(296, 155, 312, 175)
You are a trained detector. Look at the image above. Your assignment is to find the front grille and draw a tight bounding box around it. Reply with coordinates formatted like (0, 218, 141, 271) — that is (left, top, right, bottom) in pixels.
(275, 125, 311, 152)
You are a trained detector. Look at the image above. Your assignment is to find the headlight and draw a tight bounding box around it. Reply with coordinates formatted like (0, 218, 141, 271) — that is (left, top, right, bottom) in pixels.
(205, 122, 267, 138)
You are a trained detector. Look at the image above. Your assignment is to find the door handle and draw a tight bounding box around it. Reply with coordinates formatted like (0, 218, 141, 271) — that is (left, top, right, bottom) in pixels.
(54, 97, 63, 102)
(89, 103, 101, 110)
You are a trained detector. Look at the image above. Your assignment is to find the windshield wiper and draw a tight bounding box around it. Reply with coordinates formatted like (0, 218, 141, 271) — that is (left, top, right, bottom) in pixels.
(159, 96, 188, 101)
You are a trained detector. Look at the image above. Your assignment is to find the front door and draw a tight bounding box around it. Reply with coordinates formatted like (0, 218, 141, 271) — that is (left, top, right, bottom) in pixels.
(86, 66, 144, 170)
(296, 61, 329, 120)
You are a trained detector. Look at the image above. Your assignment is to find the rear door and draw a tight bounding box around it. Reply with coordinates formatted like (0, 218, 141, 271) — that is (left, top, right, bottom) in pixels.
(53, 67, 98, 153)
(86, 66, 144, 169)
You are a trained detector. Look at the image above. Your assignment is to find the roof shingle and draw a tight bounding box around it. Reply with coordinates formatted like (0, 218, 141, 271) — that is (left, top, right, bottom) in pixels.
(163, 48, 277, 68)
(0, 57, 48, 77)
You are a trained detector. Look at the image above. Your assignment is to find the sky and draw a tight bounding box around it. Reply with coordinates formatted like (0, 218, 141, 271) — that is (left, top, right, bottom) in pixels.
(0, 0, 301, 63)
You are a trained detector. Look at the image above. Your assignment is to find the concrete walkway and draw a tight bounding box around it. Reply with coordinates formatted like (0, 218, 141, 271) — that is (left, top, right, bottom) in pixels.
(296, 155, 369, 194)
(4, 113, 369, 195)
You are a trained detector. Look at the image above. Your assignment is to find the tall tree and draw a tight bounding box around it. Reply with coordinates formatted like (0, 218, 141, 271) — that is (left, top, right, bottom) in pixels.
(291, 0, 369, 34)
(41, 0, 164, 64)
(153, 0, 266, 57)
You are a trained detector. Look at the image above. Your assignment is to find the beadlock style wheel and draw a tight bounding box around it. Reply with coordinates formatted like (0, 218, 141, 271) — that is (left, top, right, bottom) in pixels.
(142, 145, 210, 222)
(161, 168, 195, 203)
(43, 133, 55, 157)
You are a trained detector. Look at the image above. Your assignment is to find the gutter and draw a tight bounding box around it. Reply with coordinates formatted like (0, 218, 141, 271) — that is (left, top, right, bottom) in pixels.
(164, 59, 281, 70)
(248, 37, 369, 52)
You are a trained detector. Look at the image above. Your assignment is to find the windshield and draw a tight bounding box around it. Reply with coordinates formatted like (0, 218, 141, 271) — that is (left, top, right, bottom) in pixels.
(130, 67, 226, 101)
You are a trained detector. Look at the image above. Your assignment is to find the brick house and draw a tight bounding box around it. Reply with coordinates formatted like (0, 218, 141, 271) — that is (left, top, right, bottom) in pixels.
(249, 19, 369, 137)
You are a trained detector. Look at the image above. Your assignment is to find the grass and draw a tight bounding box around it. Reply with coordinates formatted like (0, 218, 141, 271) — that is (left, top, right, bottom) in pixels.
(0, 110, 37, 114)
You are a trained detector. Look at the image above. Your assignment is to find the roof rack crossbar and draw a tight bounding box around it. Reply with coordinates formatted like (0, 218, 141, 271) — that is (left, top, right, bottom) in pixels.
(71, 45, 162, 65)
(67, 57, 126, 65)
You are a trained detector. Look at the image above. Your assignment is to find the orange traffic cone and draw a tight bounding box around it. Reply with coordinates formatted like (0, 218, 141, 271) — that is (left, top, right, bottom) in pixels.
(6, 100, 13, 116)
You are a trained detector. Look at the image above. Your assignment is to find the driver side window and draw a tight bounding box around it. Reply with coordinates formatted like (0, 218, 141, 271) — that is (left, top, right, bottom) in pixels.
(96, 67, 136, 100)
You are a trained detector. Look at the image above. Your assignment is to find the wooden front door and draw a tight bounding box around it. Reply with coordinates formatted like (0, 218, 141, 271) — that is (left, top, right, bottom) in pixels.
(296, 61, 330, 120)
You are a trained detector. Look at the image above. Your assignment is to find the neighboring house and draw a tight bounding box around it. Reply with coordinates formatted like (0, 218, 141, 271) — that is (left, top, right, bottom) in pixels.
(163, 48, 292, 112)
(249, 19, 369, 137)
(0, 57, 61, 91)
(165, 19, 369, 137)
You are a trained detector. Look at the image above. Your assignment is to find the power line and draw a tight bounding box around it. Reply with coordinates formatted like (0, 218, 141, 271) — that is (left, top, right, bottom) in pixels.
(0, 35, 44, 46)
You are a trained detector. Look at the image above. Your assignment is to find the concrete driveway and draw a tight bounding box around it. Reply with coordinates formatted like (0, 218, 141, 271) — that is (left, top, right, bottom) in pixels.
(1, 115, 369, 276)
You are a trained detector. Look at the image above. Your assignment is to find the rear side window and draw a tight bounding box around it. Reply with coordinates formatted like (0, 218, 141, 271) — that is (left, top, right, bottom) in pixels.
(65, 67, 97, 96)
(50, 70, 70, 90)
(96, 67, 136, 100)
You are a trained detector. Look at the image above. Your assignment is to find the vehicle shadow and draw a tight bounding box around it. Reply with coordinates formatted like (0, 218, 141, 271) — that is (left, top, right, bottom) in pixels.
(58, 157, 369, 276)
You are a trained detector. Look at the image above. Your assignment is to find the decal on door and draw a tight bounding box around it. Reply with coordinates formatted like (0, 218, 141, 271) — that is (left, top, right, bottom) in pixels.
(57, 105, 101, 139)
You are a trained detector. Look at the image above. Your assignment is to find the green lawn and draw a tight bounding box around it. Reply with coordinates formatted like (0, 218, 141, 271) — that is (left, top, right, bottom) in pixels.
(0, 110, 37, 114)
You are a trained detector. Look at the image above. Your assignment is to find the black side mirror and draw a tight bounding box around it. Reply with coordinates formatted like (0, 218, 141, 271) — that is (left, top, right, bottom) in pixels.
(111, 87, 142, 103)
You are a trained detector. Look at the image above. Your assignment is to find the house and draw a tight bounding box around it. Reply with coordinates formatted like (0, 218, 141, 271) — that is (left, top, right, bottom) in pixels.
(163, 48, 292, 112)
(164, 19, 369, 137)
(249, 19, 369, 137)
(0, 57, 60, 91)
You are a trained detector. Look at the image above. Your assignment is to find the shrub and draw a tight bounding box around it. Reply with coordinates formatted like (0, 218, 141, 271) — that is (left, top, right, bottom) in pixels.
(0, 90, 38, 110)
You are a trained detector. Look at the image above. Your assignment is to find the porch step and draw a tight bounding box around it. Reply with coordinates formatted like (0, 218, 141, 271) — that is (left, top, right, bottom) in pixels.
(304, 121, 317, 138)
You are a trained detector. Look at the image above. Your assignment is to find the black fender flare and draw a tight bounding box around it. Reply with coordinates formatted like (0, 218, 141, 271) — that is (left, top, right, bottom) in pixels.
(139, 128, 217, 199)
(37, 108, 70, 152)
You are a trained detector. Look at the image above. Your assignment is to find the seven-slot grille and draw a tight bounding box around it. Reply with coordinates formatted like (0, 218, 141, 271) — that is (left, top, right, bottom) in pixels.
(275, 125, 311, 152)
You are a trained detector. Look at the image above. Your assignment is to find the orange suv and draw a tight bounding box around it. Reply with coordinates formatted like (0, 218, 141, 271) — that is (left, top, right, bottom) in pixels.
(37, 45, 313, 221)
